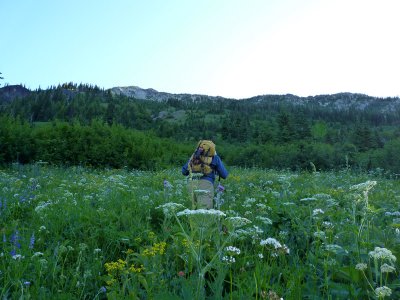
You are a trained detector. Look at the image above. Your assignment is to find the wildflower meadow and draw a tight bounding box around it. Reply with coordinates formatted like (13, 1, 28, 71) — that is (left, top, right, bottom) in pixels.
(1, 163, 400, 299)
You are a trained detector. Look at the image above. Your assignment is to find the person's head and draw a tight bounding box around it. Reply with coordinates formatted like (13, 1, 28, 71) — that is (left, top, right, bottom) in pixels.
(196, 140, 216, 157)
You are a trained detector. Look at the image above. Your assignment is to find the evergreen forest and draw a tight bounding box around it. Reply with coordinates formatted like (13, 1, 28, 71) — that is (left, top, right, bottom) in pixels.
(1, 82, 400, 174)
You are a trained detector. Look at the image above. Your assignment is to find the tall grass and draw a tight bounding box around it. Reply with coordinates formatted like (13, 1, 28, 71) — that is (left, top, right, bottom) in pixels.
(1, 164, 399, 299)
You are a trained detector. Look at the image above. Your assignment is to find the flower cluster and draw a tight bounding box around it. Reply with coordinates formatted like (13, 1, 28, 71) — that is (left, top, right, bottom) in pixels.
(129, 264, 144, 273)
(231, 225, 264, 240)
(156, 202, 185, 218)
(225, 246, 241, 255)
(324, 244, 345, 254)
(350, 180, 377, 192)
(313, 231, 326, 240)
(225, 216, 252, 228)
(375, 286, 392, 298)
(104, 257, 145, 287)
(143, 242, 167, 257)
(312, 208, 324, 216)
(177, 209, 226, 217)
(222, 256, 236, 264)
(369, 247, 396, 262)
(355, 263, 368, 271)
(105, 259, 126, 274)
(384, 211, 400, 216)
(260, 237, 290, 255)
(256, 216, 273, 225)
(380, 263, 396, 273)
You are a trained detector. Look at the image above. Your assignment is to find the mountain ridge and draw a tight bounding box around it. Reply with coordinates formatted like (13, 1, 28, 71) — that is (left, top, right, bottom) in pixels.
(1, 84, 400, 113)
(110, 85, 400, 113)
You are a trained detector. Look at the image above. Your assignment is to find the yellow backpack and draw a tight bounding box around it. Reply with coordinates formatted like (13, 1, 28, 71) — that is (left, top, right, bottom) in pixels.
(189, 140, 216, 175)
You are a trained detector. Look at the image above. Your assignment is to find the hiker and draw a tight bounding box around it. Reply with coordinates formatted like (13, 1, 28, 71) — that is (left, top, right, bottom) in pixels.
(182, 140, 228, 209)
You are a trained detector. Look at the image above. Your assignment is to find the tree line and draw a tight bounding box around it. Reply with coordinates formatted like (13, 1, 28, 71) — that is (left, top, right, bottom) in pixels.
(1, 84, 400, 173)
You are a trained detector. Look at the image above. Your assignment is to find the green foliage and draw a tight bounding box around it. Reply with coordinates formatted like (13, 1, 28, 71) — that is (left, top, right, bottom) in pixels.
(0, 116, 190, 169)
(1, 165, 400, 299)
(1, 84, 400, 173)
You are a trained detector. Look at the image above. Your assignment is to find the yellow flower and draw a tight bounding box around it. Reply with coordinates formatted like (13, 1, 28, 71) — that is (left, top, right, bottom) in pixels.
(142, 241, 167, 256)
(129, 264, 144, 273)
(104, 259, 127, 274)
(106, 278, 117, 286)
(153, 242, 167, 255)
(143, 248, 156, 257)
(181, 239, 190, 248)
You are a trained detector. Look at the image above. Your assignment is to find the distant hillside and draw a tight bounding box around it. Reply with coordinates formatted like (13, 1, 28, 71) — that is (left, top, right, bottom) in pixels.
(1, 82, 400, 172)
(0, 85, 30, 102)
(2, 84, 400, 114)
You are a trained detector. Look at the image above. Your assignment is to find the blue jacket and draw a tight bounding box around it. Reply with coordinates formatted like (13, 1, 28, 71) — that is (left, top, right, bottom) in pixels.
(182, 154, 228, 184)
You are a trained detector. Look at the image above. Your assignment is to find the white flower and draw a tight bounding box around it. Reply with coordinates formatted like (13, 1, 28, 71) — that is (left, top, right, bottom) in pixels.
(256, 203, 267, 209)
(35, 201, 52, 212)
(324, 244, 344, 254)
(79, 243, 88, 251)
(156, 202, 185, 217)
(260, 238, 290, 255)
(39, 258, 48, 267)
(350, 180, 377, 192)
(279, 231, 288, 239)
(222, 256, 236, 264)
(313, 231, 326, 240)
(231, 226, 264, 240)
(375, 286, 392, 297)
(258, 253, 264, 259)
(385, 211, 400, 216)
(313, 193, 332, 200)
(177, 209, 226, 217)
(225, 246, 241, 255)
(369, 247, 397, 262)
(12, 254, 24, 260)
(300, 197, 317, 202)
(260, 238, 282, 249)
(256, 216, 273, 225)
(355, 263, 368, 271)
(380, 263, 396, 273)
(312, 209, 324, 216)
(32, 252, 44, 258)
(226, 216, 252, 228)
(322, 221, 334, 228)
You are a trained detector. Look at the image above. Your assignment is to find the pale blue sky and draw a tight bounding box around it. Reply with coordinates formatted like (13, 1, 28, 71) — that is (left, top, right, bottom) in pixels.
(1, 0, 399, 98)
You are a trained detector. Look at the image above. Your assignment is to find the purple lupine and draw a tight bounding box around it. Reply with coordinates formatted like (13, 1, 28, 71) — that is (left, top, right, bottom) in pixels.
(163, 179, 173, 189)
(10, 231, 18, 243)
(217, 183, 225, 192)
(29, 233, 35, 249)
(10, 230, 21, 249)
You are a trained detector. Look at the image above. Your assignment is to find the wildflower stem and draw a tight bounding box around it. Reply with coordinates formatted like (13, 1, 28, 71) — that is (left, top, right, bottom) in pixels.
(230, 268, 233, 300)
(361, 270, 375, 293)
(254, 272, 258, 300)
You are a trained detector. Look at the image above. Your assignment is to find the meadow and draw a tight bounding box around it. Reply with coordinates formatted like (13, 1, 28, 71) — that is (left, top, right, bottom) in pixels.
(1, 163, 400, 299)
